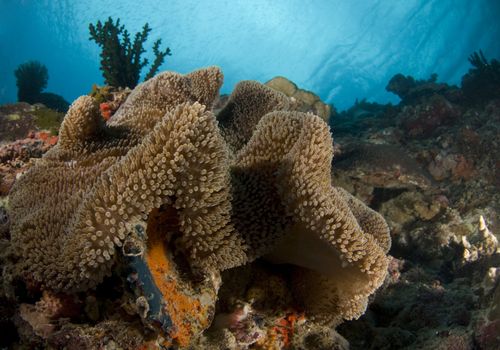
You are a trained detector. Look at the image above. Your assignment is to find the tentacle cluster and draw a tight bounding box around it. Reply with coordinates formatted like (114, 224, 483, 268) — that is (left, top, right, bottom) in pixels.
(9, 67, 390, 324)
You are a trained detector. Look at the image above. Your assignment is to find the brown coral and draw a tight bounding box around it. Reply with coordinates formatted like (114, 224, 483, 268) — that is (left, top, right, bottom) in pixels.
(217, 80, 291, 152)
(8, 67, 390, 334)
(235, 111, 390, 323)
(9, 67, 246, 292)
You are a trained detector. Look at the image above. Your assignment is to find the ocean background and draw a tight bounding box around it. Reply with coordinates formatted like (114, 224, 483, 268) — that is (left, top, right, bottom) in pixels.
(1, 0, 500, 110)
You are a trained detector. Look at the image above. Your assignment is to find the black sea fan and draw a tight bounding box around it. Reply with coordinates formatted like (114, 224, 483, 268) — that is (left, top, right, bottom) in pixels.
(89, 17, 171, 88)
(14, 60, 49, 103)
(462, 50, 500, 105)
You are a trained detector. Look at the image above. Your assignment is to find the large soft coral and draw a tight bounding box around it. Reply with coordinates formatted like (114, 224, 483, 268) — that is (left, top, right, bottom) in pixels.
(8, 67, 390, 334)
(229, 108, 390, 323)
(9, 67, 246, 292)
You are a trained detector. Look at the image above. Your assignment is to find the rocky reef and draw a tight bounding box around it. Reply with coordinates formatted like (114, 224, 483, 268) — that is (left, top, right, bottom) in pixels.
(0, 57, 498, 349)
(332, 61, 499, 350)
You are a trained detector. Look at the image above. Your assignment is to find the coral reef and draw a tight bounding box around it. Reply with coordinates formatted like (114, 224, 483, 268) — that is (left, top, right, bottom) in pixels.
(3, 50, 499, 349)
(0, 104, 62, 197)
(399, 94, 462, 138)
(0, 131, 57, 196)
(0, 103, 64, 142)
(333, 143, 434, 204)
(89, 17, 171, 89)
(332, 99, 399, 137)
(89, 84, 132, 120)
(14, 61, 69, 112)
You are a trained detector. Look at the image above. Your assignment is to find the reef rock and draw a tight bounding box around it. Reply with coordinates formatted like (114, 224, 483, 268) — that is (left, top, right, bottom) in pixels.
(386, 73, 461, 105)
(399, 94, 462, 138)
(334, 143, 433, 190)
(332, 142, 434, 205)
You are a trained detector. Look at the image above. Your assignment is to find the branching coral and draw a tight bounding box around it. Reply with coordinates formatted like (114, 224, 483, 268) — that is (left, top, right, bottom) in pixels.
(89, 17, 171, 88)
(8, 67, 391, 338)
(468, 51, 495, 70)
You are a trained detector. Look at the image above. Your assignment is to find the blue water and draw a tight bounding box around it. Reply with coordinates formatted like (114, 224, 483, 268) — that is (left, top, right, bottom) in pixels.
(1, 0, 500, 110)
